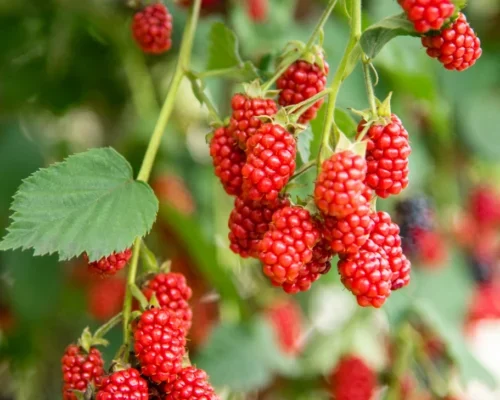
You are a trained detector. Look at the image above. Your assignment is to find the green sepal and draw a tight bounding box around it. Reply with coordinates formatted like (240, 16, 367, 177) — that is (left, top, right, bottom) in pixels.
(129, 283, 149, 311)
(304, 198, 320, 217)
(350, 140, 367, 158)
(77, 327, 109, 353)
(140, 241, 159, 273)
(276, 42, 327, 73)
(335, 131, 353, 152)
(159, 260, 172, 273)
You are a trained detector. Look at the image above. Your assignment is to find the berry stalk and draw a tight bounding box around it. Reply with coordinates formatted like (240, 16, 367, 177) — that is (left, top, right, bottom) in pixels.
(317, 0, 362, 170)
(361, 57, 377, 119)
(122, 0, 203, 355)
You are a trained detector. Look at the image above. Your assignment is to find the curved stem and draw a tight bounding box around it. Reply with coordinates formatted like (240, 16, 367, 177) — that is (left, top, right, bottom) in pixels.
(121, 0, 202, 356)
(362, 58, 377, 118)
(94, 312, 123, 340)
(261, 0, 339, 92)
(288, 88, 331, 115)
(317, 0, 362, 171)
(288, 160, 316, 183)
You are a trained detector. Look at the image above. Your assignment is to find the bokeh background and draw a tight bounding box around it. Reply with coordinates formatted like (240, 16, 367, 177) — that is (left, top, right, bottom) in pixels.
(1, 0, 500, 399)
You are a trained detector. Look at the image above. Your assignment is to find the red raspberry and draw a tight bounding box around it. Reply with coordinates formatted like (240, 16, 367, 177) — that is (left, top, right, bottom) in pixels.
(142, 273, 193, 332)
(96, 368, 148, 400)
(357, 115, 411, 198)
(370, 212, 411, 290)
(469, 186, 500, 227)
(398, 0, 455, 33)
(242, 123, 296, 202)
(88, 277, 126, 321)
(133, 308, 186, 383)
(330, 355, 376, 400)
(84, 249, 132, 277)
(282, 238, 333, 294)
(228, 196, 290, 258)
(227, 94, 278, 148)
(163, 366, 219, 400)
(314, 150, 367, 218)
(260, 206, 321, 285)
(277, 60, 329, 124)
(132, 3, 173, 55)
(62, 345, 104, 400)
(247, 0, 269, 23)
(322, 201, 375, 255)
(422, 13, 482, 71)
(337, 239, 392, 307)
(209, 126, 246, 196)
(266, 300, 303, 355)
(413, 228, 447, 265)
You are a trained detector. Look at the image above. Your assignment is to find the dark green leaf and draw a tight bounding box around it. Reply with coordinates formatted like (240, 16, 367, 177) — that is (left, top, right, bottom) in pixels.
(0, 148, 158, 261)
(360, 13, 418, 59)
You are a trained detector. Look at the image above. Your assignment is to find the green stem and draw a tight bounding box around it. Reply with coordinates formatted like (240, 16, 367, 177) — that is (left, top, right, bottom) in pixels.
(288, 88, 331, 115)
(136, 0, 202, 182)
(187, 74, 223, 125)
(288, 160, 316, 183)
(121, 0, 202, 357)
(362, 58, 377, 118)
(196, 66, 244, 79)
(317, 0, 362, 171)
(94, 312, 123, 340)
(261, 0, 339, 92)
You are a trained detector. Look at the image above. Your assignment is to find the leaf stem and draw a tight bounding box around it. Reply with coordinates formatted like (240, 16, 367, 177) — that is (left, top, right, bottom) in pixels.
(288, 160, 316, 182)
(317, 0, 362, 171)
(94, 312, 123, 340)
(122, 0, 202, 356)
(261, 0, 339, 92)
(362, 57, 378, 118)
(196, 66, 245, 79)
(287, 88, 332, 115)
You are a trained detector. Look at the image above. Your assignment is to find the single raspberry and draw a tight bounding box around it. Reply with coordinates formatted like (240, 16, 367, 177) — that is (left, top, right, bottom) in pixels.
(228, 196, 290, 258)
(88, 277, 126, 321)
(337, 239, 392, 307)
(322, 201, 375, 255)
(277, 60, 329, 124)
(266, 300, 303, 355)
(260, 206, 321, 285)
(142, 273, 193, 331)
(96, 368, 148, 400)
(281, 238, 333, 294)
(227, 94, 277, 148)
(242, 123, 296, 202)
(412, 228, 447, 265)
(469, 186, 500, 227)
(84, 249, 132, 277)
(330, 355, 376, 400)
(132, 3, 173, 55)
(357, 114, 411, 198)
(152, 174, 195, 216)
(209, 126, 246, 196)
(133, 308, 186, 383)
(247, 0, 269, 23)
(163, 366, 219, 400)
(398, 0, 455, 33)
(422, 13, 482, 71)
(62, 345, 104, 400)
(468, 283, 500, 323)
(370, 211, 411, 290)
(314, 150, 367, 218)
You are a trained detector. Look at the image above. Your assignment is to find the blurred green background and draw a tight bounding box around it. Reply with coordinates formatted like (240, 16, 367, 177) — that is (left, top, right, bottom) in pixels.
(1, 0, 500, 399)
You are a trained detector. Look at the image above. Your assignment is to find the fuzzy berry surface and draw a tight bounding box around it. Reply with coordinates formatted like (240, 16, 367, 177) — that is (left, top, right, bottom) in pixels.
(358, 115, 411, 198)
(96, 368, 148, 400)
(228, 196, 289, 258)
(314, 150, 367, 218)
(282, 238, 333, 294)
(88, 277, 126, 321)
(133, 308, 186, 383)
(227, 94, 277, 148)
(370, 211, 411, 290)
(84, 249, 132, 277)
(62, 345, 104, 400)
(266, 301, 303, 355)
(330, 356, 376, 400)
(260, 206, 321, 285)
(242, 123, 296, 202)
(398, 0, 454, 33)
(422, 13, 482, 71)
(163, 366, 219, 400)
(338, 239, 392, 307)
(209, 126, 246, 196)
(132, 3, 173, 55)
(322, 201, 375, 255)
(277, 60, 329, 124)
(142, 273, 193, 332)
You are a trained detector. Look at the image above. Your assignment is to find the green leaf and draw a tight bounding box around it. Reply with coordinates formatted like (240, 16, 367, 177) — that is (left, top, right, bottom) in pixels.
(0, 147, 158, 261)
(335, 108, 358, 136)
(360, 13, 418, 59)
(297, 129, 313, 164)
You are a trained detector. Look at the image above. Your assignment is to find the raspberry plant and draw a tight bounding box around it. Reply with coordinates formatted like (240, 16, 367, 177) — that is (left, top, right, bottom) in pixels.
(0, 0, 493, 399)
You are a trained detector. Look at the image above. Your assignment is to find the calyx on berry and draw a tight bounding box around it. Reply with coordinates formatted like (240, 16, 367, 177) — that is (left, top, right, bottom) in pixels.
(277, 41, 328, 74)
(350, 92, 393, 131)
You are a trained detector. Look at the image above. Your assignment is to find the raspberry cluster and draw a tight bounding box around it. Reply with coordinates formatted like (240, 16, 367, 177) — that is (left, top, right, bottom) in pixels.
(131, 3, 173, 55)
(84, 248, 132, 277)
(96, 368, 148, 400)
(265, 300, 303, 355)
(398, 0, 455, 33)
(330, 355, 376, 400)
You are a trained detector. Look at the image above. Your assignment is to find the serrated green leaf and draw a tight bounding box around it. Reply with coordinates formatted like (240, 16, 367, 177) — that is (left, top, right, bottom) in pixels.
(297, 129, 313, 164)
(0, 147, 158, 261)
(206, 22, 244, 71)
(360, 13, 418, 59)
